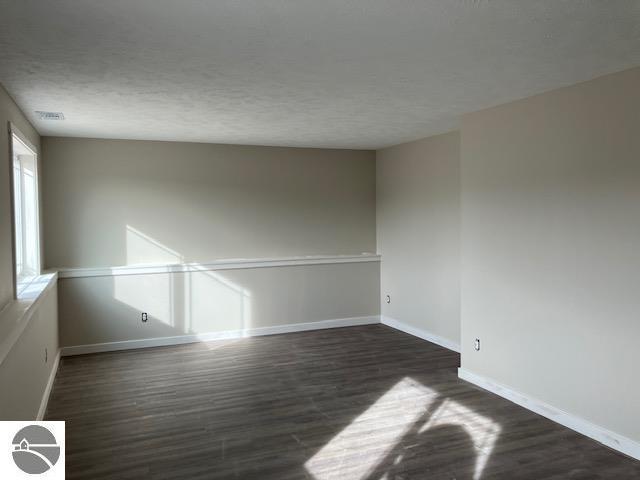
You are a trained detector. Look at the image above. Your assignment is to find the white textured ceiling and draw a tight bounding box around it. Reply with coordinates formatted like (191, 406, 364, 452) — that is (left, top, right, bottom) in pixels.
(1, 1, 639, 149)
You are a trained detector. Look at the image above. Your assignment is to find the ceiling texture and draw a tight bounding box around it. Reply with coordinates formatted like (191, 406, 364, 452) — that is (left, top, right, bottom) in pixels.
(0, 0, 639, 149)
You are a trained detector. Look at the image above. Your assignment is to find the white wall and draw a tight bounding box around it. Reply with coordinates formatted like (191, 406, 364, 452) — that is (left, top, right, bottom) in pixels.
(376, 132, 460, 348)
(460, 67, 640, 444)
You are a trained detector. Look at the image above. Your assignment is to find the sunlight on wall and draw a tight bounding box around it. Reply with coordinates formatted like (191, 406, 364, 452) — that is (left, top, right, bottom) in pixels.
(305, 377, 436, 480)
(114, 226, 252, 334)
(114, 273, 176, 327)
(186, 266, 252, 333)
(126, 225, 183, 265)
(418, 399, 501, 480)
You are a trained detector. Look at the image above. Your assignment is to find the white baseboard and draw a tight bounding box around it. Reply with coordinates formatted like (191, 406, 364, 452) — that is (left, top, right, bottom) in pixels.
(61, 315, 381, 356)
(37, 349, 61, 421)
(381, 315, 460, 353)
(458, 368, 640, 461)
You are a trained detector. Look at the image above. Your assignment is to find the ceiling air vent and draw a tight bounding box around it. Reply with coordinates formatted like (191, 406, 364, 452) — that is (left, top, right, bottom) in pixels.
(36, 111, 65, 120)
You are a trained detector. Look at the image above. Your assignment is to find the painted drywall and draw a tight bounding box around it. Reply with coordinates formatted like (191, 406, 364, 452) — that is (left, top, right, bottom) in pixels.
(58, 262, 379, 348)
(0, 84, 41, 308)
(0, 283, 58, 420)
(42, 137, 376, 268)
(0, 84, 59, 421)
(42, 137, 378, 348)
(460, 67, 640, 443)
(376, 132, 460, 347)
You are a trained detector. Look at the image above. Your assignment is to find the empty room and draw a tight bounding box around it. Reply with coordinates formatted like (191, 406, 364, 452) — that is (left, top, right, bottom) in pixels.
(0, 1, 639, 478)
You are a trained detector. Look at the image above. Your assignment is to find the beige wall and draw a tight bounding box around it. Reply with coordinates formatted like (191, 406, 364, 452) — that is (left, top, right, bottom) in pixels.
(0, 84, 41, 307)
(460, 67, 640, 443)
(59, 262, 379, 347)
(376, 132, 460, 346)
(0, 84, 59, 420)
(42, 138, 376, 268)
(42, 137, 379, 348)
(0, 284, 58, 420)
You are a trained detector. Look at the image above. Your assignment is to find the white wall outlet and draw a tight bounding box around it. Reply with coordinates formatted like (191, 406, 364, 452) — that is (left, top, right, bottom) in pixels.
(474, 338, 480, 351)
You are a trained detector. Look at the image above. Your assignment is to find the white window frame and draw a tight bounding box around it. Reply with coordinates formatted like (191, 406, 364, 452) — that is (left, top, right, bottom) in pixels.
(8, 124, 41, 298)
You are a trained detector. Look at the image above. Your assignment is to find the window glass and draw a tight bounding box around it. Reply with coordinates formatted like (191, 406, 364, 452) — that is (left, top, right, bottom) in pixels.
(11, 133, 40, 295)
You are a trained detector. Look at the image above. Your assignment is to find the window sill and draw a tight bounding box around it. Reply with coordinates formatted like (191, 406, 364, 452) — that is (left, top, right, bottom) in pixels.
(0, 272, 57, 367)
(16, 273, 56, 301)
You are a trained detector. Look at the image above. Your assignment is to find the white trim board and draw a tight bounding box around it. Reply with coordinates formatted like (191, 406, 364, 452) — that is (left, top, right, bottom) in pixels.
(61, 315, 380, 356)
(458, 368, 640, 462)
(381, 315, 460, 353)
(54, 254, 381, 279)
(37, 348, 61, 421)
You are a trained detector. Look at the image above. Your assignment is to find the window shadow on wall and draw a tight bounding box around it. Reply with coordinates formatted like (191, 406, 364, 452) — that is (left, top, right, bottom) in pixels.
(111, 225, 252, 337)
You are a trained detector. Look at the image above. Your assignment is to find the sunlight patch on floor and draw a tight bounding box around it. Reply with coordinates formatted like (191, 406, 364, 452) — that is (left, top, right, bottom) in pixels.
(305, 377, 436, 480)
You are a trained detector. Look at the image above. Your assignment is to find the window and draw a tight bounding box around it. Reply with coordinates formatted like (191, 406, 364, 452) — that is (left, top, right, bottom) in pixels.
(10, 130, 40, 296)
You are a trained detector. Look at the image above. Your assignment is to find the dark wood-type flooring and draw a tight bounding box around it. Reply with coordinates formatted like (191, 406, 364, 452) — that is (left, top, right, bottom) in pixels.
(46, 325, 640, 479)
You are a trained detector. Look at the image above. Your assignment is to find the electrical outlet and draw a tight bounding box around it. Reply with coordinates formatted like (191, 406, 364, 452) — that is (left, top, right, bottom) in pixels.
(141, 312, 148, 323)
(385, 295, 391, 304)
(474, 338, 480, 351)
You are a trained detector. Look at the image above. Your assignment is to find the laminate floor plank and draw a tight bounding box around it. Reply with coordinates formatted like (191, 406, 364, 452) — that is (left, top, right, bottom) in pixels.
(45, 325, 639, 479)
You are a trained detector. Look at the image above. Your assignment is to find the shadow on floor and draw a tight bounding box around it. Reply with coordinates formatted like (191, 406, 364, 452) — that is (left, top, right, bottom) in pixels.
(46, 325, 640, 480)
